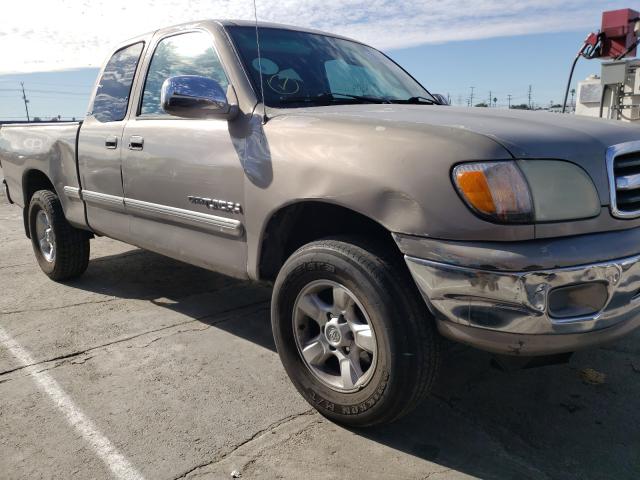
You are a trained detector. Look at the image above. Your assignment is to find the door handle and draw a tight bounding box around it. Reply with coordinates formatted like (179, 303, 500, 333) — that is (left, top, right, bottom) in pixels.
(105, 136, 118, 149)
(128, 136, 144, 151)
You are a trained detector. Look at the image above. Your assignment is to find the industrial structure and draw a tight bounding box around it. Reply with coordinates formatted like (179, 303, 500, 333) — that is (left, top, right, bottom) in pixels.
(573, 8, 640, 123)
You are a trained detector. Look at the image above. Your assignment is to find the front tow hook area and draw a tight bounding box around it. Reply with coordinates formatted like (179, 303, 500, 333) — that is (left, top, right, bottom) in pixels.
(491, 352, 574, 371)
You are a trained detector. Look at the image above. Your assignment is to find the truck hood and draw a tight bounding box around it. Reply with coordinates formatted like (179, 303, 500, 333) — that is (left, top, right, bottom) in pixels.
(271, 104, 640, 205)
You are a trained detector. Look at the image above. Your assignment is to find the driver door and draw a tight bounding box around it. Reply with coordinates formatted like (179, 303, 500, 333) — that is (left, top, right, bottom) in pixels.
(121, 30, 247, 278)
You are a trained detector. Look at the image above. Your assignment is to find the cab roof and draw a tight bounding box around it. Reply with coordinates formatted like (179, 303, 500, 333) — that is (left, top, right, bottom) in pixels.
(119, 19, 362, 48)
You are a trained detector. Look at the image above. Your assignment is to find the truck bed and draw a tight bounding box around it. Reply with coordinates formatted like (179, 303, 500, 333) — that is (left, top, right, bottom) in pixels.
(0, 122, 87, 229)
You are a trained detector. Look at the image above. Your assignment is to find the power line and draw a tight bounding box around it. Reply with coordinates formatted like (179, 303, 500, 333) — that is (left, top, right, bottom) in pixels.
(0, 88, 87, 96)
(0, 80, 94, 88)
(29, 89, 88, 96)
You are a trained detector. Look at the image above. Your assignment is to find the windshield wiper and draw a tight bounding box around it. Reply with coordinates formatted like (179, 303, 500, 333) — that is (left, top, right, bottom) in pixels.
(332, 92, 392, 103)
(279, 92, 391, 105)
(390, 96, 437, 105)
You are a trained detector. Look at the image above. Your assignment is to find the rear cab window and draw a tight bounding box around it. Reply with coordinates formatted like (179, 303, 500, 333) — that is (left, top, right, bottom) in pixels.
(91, 42, 144, 122)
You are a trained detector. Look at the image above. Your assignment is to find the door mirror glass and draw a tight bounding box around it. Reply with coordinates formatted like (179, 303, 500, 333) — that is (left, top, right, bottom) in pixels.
(161, 75, 232, 119)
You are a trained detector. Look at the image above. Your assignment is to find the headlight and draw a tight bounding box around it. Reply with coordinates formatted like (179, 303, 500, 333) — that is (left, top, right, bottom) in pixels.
(453, 161, 533, 223)
(453, 160, 600, 223)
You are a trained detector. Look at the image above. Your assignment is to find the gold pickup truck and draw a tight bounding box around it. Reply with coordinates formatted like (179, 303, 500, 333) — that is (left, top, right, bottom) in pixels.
(3, 20, 640, 426)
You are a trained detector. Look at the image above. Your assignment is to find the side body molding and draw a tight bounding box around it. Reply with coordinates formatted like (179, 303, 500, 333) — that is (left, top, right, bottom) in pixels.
(68, 187, 243, 237)
(81, 190, 125, 212)
(125, 197, 243, 237)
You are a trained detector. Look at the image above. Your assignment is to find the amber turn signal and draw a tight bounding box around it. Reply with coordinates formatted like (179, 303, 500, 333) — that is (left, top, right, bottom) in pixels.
(453, 162, 533, 223)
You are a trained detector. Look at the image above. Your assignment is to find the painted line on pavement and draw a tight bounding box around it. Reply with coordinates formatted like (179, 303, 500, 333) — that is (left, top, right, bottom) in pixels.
(0, 326, 145, 480)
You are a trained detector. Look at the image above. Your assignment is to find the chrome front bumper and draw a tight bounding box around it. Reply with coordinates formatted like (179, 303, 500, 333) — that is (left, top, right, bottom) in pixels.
(405, 253, 640, 355)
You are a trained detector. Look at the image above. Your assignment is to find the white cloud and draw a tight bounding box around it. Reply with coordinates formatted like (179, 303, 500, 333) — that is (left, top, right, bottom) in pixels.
(0, 0, 632, 73)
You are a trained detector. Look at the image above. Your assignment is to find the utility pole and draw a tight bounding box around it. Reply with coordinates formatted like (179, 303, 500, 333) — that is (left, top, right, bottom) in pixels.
(469, 86, 475, 107)
(570, 88, 576, 112)
(488, 91, 492, 107)
(20, 82, 30, 122)
(528, 85, 533, 110)
(507, 94, 512, 109)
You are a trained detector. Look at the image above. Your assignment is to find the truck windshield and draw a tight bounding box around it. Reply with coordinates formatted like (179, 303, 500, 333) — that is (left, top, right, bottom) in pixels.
(227, 26, 435, 108)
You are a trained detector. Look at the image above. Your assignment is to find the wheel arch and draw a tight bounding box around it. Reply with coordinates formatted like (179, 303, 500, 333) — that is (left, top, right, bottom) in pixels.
(257, 200, 401, 281)
(21, 169, 57, 238)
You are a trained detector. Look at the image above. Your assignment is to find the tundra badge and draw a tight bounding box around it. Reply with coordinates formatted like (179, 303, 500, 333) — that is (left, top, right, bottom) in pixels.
(188, 196, 243, 214)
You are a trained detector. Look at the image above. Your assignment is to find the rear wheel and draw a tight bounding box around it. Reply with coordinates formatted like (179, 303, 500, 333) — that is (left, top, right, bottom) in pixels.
(271, 236, 441, 427)
(28, 190, 90, 281)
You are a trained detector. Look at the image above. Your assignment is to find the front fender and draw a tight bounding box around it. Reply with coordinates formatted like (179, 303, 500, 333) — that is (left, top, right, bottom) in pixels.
(242, 112, 535, 279)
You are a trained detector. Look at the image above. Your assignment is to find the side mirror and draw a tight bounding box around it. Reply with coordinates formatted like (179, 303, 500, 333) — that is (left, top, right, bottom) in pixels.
(161, 75, 237, 119)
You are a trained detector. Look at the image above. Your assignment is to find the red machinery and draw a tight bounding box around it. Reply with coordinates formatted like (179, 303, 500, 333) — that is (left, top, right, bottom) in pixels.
(562, 8, 640, 112)
(600, 8, 640, 59)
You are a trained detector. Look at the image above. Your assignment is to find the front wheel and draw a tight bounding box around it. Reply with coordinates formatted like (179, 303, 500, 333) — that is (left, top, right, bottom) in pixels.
(28, 190, 90, 281)
(271, 237, 441, 427)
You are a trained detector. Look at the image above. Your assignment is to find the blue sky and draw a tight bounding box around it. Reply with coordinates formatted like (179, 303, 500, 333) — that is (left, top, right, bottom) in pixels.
(0, 70, 97, 121)
(391, 30, 603, 108)
(0, 1, 631, 120)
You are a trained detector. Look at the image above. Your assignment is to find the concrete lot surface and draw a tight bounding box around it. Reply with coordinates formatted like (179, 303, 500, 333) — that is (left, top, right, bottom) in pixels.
(1, 178, 639, 479)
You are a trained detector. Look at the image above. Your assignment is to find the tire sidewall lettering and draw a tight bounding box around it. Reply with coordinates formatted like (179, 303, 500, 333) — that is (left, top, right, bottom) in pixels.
(306, 369, 389, 416)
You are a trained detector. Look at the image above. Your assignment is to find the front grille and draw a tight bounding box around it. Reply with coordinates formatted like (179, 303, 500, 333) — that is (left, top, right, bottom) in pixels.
(608, 142, 640, 218)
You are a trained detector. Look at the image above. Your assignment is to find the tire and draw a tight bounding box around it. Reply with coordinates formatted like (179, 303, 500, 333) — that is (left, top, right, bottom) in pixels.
(28, 190, 90, 281)
(271, 236, 441, 427)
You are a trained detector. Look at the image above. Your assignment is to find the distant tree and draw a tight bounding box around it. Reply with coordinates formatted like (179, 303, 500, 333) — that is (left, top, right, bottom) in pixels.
(511, 104, 531, 110)
(474, 102, 489, 108)
(33, 117, 42, 122)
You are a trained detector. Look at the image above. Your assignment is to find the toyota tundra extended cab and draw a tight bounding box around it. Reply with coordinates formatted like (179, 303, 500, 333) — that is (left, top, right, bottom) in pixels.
(3, 20, 640, 426)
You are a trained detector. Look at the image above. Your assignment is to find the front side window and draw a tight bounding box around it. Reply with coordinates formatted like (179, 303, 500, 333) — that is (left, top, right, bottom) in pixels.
(140, 32, 229, 116)
(92, 42, 144, 122)
(227, 26, 434, 108)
